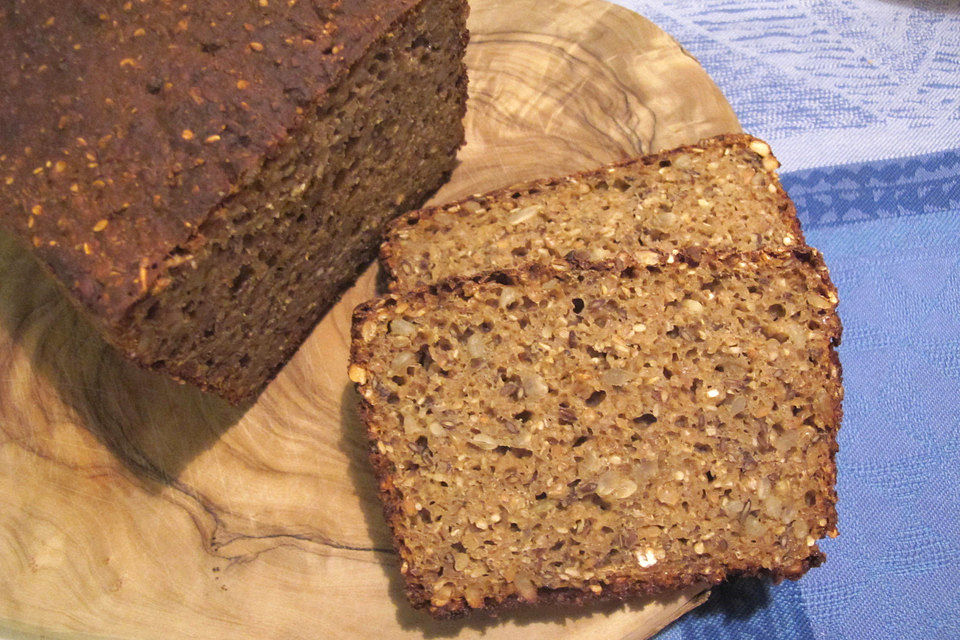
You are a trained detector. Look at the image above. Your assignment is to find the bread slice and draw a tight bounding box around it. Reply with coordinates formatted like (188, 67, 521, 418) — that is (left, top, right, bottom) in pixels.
(350, 249, 842, 617)
(381, 134, 803, 290)
(0, 0, 468, 402)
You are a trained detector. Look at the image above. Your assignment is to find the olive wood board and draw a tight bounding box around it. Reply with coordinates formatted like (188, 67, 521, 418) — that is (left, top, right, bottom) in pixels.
(0, 0, 740, 638)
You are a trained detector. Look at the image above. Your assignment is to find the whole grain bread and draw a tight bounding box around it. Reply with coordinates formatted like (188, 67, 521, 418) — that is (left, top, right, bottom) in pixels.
(0, 0, 468, 402)
(351, 249, 842, 617)
(381, 135, 802, 290)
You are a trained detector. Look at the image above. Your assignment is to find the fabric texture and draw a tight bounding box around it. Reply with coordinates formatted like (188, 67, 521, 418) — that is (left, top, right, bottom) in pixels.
(625, 0, 960, 172)
(609, 1, 960, 637)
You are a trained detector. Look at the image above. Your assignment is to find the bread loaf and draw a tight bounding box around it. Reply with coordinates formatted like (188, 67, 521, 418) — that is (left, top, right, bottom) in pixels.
(0, 0, 468, 402)
(351, 249, 842, 617)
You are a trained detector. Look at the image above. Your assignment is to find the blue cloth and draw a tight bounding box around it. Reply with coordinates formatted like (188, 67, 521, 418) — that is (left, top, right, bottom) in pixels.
(612, 1, 960, 638)
(624, 0, 960, 172)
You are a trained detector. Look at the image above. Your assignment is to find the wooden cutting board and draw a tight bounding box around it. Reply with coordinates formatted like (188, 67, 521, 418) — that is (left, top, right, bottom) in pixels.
(0, 0, 739, 638)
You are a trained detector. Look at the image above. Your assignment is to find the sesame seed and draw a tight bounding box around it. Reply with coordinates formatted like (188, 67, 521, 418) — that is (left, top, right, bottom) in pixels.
(236, 79, 250, 90)
(93, 219, 108, 232)
(119, 58, 137, 67)
(249, 42, 264, 52)
(204, 134, 221, 143)
(31, 205, 42, 215)
(181, 129, 194, 140)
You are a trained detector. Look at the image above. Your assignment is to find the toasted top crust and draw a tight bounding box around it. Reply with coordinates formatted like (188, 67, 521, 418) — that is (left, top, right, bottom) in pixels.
(0, 0, 421, 323)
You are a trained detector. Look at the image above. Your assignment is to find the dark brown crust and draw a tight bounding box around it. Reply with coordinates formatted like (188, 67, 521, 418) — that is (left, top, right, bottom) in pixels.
(420, 558, 822, 619)
(0, 0, 424, 323)
(351, 247, 843, 618)
(378, 133, 808, 288)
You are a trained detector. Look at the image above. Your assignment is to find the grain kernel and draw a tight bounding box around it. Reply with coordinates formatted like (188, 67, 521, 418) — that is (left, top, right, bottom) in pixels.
(635, 549, 658, 567)
(347, 364, 367, 385)
(507, 205, 542, 225)
(749, 140, 771, 157)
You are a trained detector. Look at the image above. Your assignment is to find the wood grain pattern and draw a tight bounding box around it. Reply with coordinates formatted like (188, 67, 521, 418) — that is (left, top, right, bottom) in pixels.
(0, 1, 738, 638)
